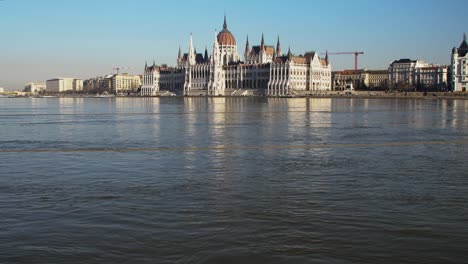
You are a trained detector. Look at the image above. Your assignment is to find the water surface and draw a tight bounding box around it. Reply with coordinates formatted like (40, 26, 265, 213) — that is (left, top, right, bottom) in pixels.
(1, 97, 468, 263)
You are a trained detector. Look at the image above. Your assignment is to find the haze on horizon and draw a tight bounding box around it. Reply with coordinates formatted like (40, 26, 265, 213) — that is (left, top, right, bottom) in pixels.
(1, 0, 467, 91)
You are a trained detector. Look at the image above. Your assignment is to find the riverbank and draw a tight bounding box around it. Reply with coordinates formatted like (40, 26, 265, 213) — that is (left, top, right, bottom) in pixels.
(3, 91, 468, 100)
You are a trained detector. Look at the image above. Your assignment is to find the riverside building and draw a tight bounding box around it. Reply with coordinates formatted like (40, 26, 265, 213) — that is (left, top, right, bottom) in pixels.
(46, 78, 83, 92)
(388, 59, 448, 90)
(141, 16, 331, 96)
(451, 33, 468, 92)
(24, 82, 46, 93)
(111, 73, 141, 94)
(332, 69, 388, 90)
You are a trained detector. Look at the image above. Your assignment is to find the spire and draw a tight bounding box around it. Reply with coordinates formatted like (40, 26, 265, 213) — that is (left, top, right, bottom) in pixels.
(287, 46, 292, 59)
(223, 14, 227, 30)
(153, 60, 155, 67)
(460, 32, 468, 51)
(189, 33, 194, 53)
(145, 60, 147, 69)
(212, 29, 220, 64)
(178, 45, 181, 60)
(276, 35, 281, 56)
(325, 50, 329, 64)
(204, 46, 208, 61)
(188, 33, 195, 65)
(245, 35, 250, 54)
(261, 33, 265, 51)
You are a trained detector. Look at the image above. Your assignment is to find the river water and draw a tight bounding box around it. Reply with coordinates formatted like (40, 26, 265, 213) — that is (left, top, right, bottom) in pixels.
(1, 97, 468, 263)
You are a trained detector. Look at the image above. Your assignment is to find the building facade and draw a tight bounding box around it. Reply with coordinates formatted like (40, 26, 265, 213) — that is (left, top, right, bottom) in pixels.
(332, 69, 388, 90)
(46, 78, 83, 92)
(141, 16, 331, 96)
(111, 74, 141, 94)
(24, 82, 46, 93)
(451, 34, 468, 92)
(388, 59, 428, 87)
(83, 75, 113, 93)
(389, 59, 448, 90)
(415, 66, 448, 90)
(367, 70, 388, 89)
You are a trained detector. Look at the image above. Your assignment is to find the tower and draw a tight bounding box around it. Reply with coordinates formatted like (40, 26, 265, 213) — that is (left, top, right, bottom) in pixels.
(188, 33, 196, 65)
(245, 35, 250, 62)
(216, 15, 239, 65)
(260, 33, 266, 63)
(177, 45, 182, 66)
(276, 35, 281, 56)
(209, 29, 225, 95)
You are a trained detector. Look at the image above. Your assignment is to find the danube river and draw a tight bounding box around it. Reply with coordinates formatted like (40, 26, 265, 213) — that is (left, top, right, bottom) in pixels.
(1, 97, 468, 263)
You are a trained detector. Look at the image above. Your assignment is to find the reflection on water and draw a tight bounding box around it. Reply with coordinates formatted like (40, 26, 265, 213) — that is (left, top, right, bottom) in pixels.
(1, 97, 468, 263)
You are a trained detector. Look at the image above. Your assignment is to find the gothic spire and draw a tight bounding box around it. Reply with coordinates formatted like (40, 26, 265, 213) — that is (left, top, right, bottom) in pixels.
(223, 15, 227, 31)
(261, 33, 265, 51)
(188, 33, 195, 65)
(153, 60, 155, 67)
(325, 50, 329, 64)
(145, 60, 147, 69)
(245, 35, 250, 54)
(178, 45, 181, 60)
(464, 32, 466, 42)
(287, 46, 292, 59)
(276, 35, 281, 56)
(204, 46, 208, 61)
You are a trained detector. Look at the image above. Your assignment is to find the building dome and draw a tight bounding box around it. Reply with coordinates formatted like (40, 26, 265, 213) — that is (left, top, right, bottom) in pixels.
(217, 16, 236, 46)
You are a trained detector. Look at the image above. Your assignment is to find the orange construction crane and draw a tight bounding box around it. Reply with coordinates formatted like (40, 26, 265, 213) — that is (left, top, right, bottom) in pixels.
(324, 51, 364, 70)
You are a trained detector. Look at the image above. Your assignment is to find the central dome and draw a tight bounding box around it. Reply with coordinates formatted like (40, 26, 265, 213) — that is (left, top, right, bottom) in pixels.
(217, 16, 236, 46)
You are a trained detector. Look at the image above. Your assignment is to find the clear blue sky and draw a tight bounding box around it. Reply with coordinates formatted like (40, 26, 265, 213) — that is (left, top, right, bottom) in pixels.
(1, 0, 467, 90)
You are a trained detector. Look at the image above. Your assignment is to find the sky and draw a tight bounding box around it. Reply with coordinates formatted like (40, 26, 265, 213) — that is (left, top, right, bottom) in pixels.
(1, 0, 467, 90)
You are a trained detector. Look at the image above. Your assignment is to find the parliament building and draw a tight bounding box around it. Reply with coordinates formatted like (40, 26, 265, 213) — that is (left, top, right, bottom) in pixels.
(141, 16, 331, 96)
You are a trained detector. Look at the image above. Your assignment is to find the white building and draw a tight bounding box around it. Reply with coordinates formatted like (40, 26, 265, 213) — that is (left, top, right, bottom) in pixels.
(451, 33, 468, 92)
(24, 82, 47, 93)
(389, 59, 448, 90)
(46, 78, 83, 92)
(0, 87, 4, 93)
(141, 16, 331, 96)
(415, 66, 448, 90)
(388, 59, 429, 87)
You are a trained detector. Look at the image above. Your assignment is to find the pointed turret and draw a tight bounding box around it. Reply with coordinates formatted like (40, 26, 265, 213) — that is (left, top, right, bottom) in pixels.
(204, 46, 208, 62)
(153, 60, 155, 67)
(458, 32, 468, 57)
(287, 46, 292, 60)
(325, 50, 329, 65)
(245, 35, 250, 54)
(178, 45, 181, 60)
(260, 33, 265, 51)
(223, 14, 228, 30)
(212, 29, 220, 65)
(188, 33, 195, 65)
(145, 60, 147, 70)
(276, 35, 281, 56)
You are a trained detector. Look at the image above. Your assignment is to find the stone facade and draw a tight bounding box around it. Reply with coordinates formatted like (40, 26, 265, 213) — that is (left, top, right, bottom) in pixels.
(451, 34, 468, 92)
(141, 16, 331, 96)
(46, 78, 83, 92)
